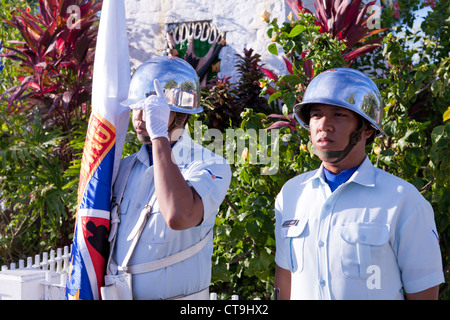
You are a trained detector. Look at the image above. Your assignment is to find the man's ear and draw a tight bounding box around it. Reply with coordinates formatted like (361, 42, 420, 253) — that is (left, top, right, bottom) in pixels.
(364, 127, 375, 139)
(363, 126, 375, 145)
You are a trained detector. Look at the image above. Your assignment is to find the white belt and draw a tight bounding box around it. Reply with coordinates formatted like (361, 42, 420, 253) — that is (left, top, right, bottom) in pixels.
(117, 228, 213, 274)
(168, 287, 210, 300)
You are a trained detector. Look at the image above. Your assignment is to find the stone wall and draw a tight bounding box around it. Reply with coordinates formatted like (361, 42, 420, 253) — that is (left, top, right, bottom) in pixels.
(123, 0, 308, 79)
(123, 0, 379, 79)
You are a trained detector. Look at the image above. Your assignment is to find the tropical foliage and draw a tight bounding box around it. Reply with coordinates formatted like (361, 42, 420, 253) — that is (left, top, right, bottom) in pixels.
(0, 0, 449, 300)
(1, 0, 101, 131)
(0, 0, 100, 264)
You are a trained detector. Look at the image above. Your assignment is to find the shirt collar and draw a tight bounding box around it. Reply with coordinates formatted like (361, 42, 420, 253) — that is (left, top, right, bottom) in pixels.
(136, 144, 151, 166)
(306, 156, 376, 188)
(347, 156, 376, 187)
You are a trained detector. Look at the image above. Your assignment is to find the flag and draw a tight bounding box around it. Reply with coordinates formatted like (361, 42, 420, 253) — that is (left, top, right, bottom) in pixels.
(66, 0, 130, 300)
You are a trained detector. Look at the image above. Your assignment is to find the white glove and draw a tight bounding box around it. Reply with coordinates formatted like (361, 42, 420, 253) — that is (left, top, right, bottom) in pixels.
(130, 79, 170, 141)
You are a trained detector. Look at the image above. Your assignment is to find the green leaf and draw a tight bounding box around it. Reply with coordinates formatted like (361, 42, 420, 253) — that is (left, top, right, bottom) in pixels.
(247, 220, 260, 239)
(239, 167, 250, 184)
(374, 78, 391, 85)
(282, 92, 296, 109)
(288, 25, 305, 38)
(268, 91, 282, 104)
(282, 74, 302, 85)
(268, 43, 278, 56)
(414, 70, 426, 83)
(431, 125, 445, 144)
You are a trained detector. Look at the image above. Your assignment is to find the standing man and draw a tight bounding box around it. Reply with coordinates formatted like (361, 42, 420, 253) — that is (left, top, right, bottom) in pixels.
(104, 56, 231, 300)
(274, 68, 444, 300)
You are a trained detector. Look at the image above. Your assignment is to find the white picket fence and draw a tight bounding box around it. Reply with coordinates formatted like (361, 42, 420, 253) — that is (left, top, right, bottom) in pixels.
(0, 246, 71, 300)
(0, 246, 250, 300)
(1, 246, 71, 273)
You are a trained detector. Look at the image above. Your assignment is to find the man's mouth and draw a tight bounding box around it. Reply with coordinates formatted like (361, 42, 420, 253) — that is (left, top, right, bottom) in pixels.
(317, 136, 334, 147)
(135, 126, 147, 135)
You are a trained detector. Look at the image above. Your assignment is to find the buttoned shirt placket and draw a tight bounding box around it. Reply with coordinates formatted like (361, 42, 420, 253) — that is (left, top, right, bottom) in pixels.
(315, 175, 331, 300)
(315, 175, 352, 300)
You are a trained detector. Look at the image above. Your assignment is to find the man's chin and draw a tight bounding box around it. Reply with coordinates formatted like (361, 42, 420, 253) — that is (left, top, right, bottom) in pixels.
(137, 134, 152, 145)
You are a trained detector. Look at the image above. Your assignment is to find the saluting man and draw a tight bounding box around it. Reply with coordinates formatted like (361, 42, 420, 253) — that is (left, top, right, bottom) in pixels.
(274, 68, 444, 300)
(103, 56, 231, 300)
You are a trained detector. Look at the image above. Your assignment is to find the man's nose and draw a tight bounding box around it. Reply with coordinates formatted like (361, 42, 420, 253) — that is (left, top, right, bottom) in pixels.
(317, 116, 333, 131)
(134, 110, 144, 121)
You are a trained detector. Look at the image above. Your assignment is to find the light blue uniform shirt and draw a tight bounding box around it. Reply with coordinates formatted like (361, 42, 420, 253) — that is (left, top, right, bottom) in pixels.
(275, 156, 444, 299)
(112, 131, 231, 299)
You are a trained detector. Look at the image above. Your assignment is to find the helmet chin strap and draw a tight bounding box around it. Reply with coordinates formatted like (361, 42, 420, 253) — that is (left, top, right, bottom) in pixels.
(138, 135, 152, 144)
(311, 124, 366, 164)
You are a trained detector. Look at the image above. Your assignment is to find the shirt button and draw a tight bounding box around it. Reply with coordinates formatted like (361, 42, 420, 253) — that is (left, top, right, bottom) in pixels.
(360, 234, 367, 241)
(318, 240, 324, 247)
(136, 203, 141, 209)
(320, 279, 326, 287)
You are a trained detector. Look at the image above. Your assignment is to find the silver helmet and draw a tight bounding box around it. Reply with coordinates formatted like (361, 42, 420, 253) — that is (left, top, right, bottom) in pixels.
(121, 56, 202, 114)
(293, 68, 384, 138)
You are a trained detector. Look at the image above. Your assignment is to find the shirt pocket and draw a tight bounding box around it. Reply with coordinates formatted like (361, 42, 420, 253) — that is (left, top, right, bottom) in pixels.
(119, 198, 130, 215)
(281, 219, 309, 273)
(339, 222, 389, 279)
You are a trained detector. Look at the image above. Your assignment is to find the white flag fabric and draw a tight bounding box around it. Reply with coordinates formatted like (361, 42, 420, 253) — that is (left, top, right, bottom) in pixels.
(66, 0, 130, 300)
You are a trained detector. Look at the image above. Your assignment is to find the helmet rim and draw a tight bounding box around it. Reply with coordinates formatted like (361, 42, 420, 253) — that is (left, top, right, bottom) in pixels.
(121, 56, 203, 114)
(293, 68, 385, 138)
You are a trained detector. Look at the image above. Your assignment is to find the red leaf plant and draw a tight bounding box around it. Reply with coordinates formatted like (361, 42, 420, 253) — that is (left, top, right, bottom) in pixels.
(265, 113, 298, 131)
(263, 0, 387, 131)
(0, 0, 102, 132)
(288, 0, 387, 62)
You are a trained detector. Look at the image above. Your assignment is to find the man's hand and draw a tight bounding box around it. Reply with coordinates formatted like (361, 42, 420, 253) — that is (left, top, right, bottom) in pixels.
(406, 286, 439, 300)
(274, 265, 291, 300)
(130, 79, 170, 141)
